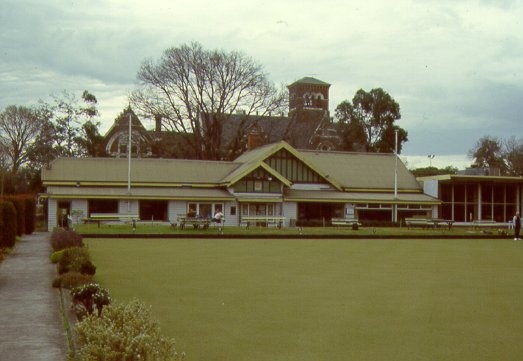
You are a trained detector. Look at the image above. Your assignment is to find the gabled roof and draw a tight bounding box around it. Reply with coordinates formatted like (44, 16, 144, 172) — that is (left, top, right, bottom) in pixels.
(42, 142, 424, 194)
(232, 141, 342, 190)
(223, 161, 291, 188)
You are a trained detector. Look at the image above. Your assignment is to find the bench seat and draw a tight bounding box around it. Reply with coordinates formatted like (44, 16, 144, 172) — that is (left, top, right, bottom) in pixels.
(241, 216, 285, 228)
(331, 218, 361, 228)
(405, 218, 454, 230)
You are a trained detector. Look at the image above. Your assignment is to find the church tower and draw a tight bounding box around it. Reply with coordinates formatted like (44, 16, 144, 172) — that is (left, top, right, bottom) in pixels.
(285, 77, 340, 150)
(287, 77, 331, 117)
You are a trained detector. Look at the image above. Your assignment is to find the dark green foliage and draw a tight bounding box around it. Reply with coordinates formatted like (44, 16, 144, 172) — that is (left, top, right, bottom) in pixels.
(410, 166, 459, 177)
(6, 196, 25, 236)
(335, 88, 408, 153)
(468, 136, 506, 173)
(0, 201, 17, 248)
(57, 247, 95, 275)
(80, 261, 96, 275)
(50, 228, 83, 251)
(52, 272, 93, 289)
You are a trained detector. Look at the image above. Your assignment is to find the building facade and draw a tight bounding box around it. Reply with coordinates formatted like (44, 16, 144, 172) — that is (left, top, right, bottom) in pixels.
(419, 174, 523, 223)
(42, 141, 439, 230)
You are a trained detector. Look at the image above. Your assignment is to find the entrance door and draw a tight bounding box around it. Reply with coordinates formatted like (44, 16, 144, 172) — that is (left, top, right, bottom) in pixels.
(57, 201, 71, 228)
(139, 200, 168, 221)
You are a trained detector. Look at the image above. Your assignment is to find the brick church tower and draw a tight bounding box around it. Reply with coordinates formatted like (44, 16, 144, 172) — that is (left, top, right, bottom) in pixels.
(284, 77, 339, 150)
(287, 77, 330, 117)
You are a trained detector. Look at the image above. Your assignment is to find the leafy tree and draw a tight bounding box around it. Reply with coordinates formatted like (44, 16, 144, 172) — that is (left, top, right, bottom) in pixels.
(78, 120, 107, 157)
(46, 90, 99, 157)
(468, 136, 507, 173)
(131, 41, 287, 160)
(410, 166, 458, 178)
(334, 88, 408, 153)
(26, 118, 60, 171)
(0, 105, 43, 173)
(28, 90, 102, 167)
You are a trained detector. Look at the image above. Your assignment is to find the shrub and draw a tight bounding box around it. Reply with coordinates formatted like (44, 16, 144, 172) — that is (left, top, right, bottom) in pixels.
(58, 247, 95, 275)
(52, 272, 92, 289)
(0, 201, 17, 248)
(51, 228, 83, 251)
(50, 249, 65, 263)
(75, 299, 184, 361)
(70, 283, 111, 320)
(80, 261, 96, 276)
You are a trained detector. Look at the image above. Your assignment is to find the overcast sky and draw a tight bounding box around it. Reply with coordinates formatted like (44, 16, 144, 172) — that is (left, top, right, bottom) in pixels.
(1, 0, 522, 169)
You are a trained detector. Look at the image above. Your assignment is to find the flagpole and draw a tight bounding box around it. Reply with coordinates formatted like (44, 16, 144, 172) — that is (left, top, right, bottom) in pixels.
(127, 111, 132, 214)
(394, 129, 398, 223)
(394, 129, 398, 199)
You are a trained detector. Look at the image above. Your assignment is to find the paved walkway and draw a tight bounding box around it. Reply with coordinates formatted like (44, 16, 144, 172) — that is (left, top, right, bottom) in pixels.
(0, 232, 67, 360)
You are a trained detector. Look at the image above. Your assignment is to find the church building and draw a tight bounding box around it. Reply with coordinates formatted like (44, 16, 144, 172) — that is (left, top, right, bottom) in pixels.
(102, 77, 342, 158)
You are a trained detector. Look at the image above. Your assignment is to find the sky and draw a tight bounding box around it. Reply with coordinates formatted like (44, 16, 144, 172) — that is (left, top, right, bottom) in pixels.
(1, 0, 522, 170)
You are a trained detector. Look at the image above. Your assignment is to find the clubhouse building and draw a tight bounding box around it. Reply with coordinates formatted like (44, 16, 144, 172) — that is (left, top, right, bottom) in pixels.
(42, 141, 441, 230)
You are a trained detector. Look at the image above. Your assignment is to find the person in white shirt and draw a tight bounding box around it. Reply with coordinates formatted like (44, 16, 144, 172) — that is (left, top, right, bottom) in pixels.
(514, 212, 521, 240)
(212, 209, 224, 224)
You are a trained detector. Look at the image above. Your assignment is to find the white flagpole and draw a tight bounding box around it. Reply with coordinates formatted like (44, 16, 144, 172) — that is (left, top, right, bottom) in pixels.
(394, 129, 398, 223)
(127, 112, 132, 214)
(394, 129, 398, 199)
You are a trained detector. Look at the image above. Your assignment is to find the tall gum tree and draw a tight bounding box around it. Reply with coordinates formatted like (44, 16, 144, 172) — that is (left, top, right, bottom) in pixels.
(131, 42, 287, 160)
(335, 88, 408, 153)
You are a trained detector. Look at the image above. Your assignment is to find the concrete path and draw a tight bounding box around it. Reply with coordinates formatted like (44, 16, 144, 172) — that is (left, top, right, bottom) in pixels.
(0, 232, 67, 360)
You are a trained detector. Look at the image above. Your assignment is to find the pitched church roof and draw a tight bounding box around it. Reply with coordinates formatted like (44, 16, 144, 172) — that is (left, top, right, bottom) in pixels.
(288, 77, 331, 87)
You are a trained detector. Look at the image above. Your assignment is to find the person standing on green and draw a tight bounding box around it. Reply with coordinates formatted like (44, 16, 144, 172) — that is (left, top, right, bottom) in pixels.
(514, 212, 521, 240)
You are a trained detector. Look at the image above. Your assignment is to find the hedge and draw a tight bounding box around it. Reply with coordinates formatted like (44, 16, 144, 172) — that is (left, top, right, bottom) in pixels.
(5, 196, 25, 236)
(0, 201, 17, 248)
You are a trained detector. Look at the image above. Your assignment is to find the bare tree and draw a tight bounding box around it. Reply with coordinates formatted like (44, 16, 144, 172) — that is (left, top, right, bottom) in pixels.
(0, 105, 43, 173)
(504, 136, 523, 176)
(131, 42, 287, 160)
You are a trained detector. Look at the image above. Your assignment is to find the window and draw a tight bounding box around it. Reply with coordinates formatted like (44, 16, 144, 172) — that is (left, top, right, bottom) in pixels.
(88, 199, 118, 215)
(187, 202, 224, 218)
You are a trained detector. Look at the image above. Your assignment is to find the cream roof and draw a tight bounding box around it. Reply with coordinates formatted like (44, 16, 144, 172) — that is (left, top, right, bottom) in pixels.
(299, 150, 421, 190)
(42, 157, 240, 185)
(42, 142, 422, 192)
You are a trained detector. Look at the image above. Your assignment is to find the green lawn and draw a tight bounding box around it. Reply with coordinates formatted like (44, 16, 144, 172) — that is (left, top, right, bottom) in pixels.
(87, 238, 523, 361)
